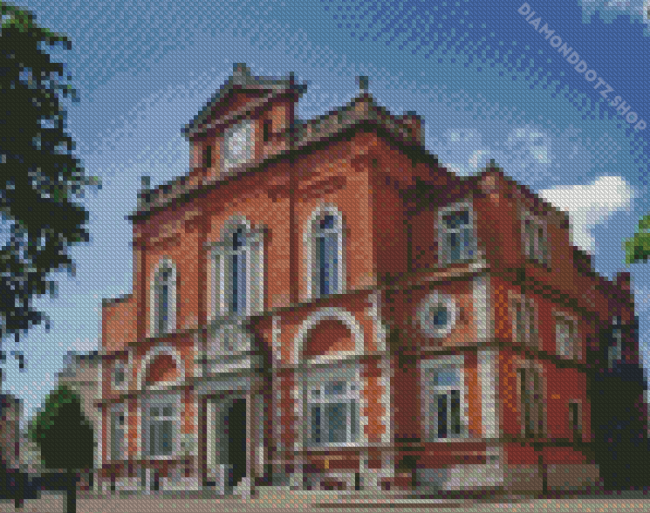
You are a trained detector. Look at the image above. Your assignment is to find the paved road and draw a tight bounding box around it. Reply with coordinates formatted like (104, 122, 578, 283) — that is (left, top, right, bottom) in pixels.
(1, 490, 649, 512)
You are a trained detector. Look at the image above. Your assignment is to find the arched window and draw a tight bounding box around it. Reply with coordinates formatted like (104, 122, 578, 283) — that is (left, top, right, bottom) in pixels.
(307, 207, 345, 299)
(151, 260, 177, 337)
(231, 228, 248, 315)
(209, 218, 264, 319)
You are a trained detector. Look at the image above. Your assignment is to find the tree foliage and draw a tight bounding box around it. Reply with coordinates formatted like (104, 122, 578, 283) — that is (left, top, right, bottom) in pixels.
(0, 2, 99, 356)
(624, 214, 650, 265)
(28, 384, 94, 473)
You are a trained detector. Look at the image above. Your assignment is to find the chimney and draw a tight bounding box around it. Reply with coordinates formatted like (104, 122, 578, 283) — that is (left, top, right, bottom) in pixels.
(616, 271, 632, 296)
(401, 111, 425, 146)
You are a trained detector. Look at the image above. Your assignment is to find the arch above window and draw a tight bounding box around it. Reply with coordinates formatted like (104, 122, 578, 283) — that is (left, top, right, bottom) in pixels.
(149, 258, 177, 338)
(293, 307, 364, 365)
(305, 205, 346, 300)
(137, 345, 185, 391)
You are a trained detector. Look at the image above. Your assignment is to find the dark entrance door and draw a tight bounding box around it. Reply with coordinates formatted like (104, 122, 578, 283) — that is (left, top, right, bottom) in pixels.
(227, 399, 247, 486)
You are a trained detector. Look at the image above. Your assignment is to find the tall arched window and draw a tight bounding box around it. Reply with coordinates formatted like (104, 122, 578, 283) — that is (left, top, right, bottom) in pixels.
(307, 207, 345, 299)
(209, 218, 264, 319)
(230, 228, 248, 315)
(151, 260, 177, 336)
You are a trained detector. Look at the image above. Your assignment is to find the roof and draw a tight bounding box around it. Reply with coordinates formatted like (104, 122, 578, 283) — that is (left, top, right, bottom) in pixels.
(131, 91, 431, 221)
(182, 63, 308, 140)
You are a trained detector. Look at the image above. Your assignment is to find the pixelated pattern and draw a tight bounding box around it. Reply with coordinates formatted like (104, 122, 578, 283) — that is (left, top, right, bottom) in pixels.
(3, 0, 650, 511)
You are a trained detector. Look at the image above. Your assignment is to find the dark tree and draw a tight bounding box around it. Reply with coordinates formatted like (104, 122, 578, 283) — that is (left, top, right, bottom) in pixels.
(0, 2, 99, 377)
(29, 385, 94, 513)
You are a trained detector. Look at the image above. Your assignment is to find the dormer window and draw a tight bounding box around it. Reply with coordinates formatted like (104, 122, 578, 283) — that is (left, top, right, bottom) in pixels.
(438, 202, 477, 265)
(224, 120, 254, 169)
(522, 212, 549, 265)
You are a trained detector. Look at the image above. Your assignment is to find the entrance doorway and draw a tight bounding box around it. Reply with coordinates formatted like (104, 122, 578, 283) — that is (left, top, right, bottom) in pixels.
(226, 399, 247, 487)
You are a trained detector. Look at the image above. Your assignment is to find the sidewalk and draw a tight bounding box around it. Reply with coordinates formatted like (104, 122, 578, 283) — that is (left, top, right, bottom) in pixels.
(0, 487, 648, 513)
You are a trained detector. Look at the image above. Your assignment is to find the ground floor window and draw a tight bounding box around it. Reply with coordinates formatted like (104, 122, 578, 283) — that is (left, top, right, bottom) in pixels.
(142, 393, 180, 458)
(421, 357, 467, 441)
(306, 366, 360, 447)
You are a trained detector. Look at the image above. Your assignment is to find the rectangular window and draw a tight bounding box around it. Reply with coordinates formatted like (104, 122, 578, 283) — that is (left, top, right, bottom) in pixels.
(149, 405, 174, 457)
(608, 316, 622, 368)
(555, 314, 578, 358)
(110, 408, 126, 461)
(422, 364, 465, 441)
(439, 205, 476, 264)
(113, 362, 126, 389)
(263, 120, 272, 142)
(204, 145, 213, 168)
(511, 295, 537, 349)
(568, 401, 582, 441)
(518, 367, 544, 438)
(522, 214, 549, 265)
(308, 379, 359, 446)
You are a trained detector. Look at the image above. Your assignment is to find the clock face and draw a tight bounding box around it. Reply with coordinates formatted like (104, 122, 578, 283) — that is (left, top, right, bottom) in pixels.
(418, 293, 457, 338)
(225, 122, 252, 167)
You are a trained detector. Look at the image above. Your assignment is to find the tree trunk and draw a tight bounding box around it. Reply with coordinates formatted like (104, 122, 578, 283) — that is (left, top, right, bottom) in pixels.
(66, 471, 77, 513)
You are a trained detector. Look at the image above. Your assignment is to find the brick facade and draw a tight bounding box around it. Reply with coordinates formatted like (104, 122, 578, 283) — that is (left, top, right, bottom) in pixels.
(97, 64, 641, 495)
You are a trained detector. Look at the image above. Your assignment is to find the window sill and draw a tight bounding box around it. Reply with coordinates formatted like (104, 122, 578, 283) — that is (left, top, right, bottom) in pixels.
(304, 442, 366, 451)
(140, 455, 181, 461)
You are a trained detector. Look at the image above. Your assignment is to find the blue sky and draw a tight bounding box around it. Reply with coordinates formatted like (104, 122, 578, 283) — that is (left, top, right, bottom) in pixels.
(4, 0, 650, 427)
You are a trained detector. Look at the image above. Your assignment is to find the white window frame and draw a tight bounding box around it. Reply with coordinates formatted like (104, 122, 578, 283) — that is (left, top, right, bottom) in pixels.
(509, 291, 539, 350)
(608, 316, 623, 368)
(209, 217, 264, 320)
(112, 360, 127, 391)
(149, 259, 177, 338)
(141, 392, 181, 460)
(109, 403, 127, 462)
(305, 205, 346, 300)
(554, 311, 579, 359)
(420, 356, 469, 442)
(438, 201, 478, 265)
(417, 292, 458, 339)
(305, 365, 361, 448)
(223, 120, 254, 170)
(516, 363, 545, 438)
(521, 212, 549, 265)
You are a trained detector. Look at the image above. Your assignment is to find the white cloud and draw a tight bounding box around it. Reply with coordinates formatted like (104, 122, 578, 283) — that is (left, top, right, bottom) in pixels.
(538, 175, 636, 254)
(634, 285, 650, 314)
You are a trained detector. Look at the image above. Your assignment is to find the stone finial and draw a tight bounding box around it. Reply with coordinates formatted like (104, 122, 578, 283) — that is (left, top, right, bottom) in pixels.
(357, 76, 369, 93)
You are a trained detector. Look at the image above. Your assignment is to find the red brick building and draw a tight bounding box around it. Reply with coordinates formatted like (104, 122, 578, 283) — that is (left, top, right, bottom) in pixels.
(97, 64, 640, 495)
